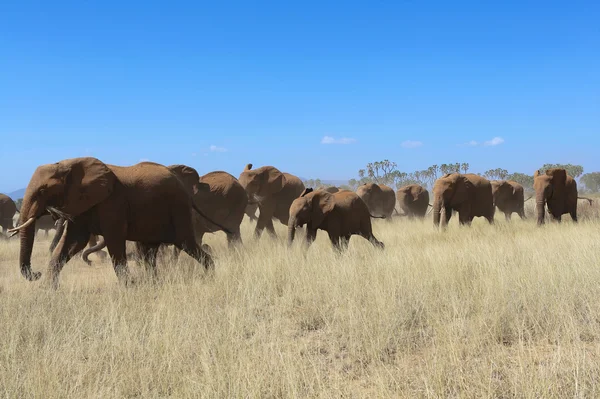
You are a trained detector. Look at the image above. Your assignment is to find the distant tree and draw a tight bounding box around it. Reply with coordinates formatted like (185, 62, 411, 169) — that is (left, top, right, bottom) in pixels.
(339, 184, 352, 191)
(303, 178, 323, 189)
(461, 163, 470, 174)
(539, 164, 584, 179)
(505, 173, 534, 191)
(581, 172, 600, 193)
(484, 168, 509, 180)
(15, 198, 23, 211)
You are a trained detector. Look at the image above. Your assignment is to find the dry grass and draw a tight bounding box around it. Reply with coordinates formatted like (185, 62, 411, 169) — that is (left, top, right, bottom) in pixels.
(1, 202, 600, 398)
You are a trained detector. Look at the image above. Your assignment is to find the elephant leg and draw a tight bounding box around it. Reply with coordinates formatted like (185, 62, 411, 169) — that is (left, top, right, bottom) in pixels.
(444, 206, 453, 224)
(104, 236, 130, 285)
(329, 234, 343, 252)
(570, 209, 577, 223)
(227, 228, 243, 248)
(458, 210, 471, 225)
(136, 242, 160, 280)
(305, 228, 317, 249)
(265, 219, 277, 238)
(178, 237, 214, 271)
(339, 235, 351, 251)
(47, 222, 91, 289)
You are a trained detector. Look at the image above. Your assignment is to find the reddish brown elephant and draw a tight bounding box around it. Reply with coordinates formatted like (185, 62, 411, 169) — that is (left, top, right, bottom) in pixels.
(238, 164, 305, 239)
(356, 183, 395, 220)
(395, 184, 430, 219)
(288, 188, 384, 251)
(0, 193, 18, 238)
(9, 157, 225, 288)
(490, 180, 526, 221)
(432, 173, 495, 228)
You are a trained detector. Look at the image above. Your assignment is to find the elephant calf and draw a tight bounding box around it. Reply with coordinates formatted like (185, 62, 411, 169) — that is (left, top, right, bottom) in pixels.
(288, 188, 384, 251)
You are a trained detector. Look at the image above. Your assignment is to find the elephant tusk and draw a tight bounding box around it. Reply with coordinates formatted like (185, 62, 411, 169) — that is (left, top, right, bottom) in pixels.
(7, 217, 36, 233)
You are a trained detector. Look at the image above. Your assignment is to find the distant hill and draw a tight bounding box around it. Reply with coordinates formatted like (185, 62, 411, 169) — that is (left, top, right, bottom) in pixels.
(4, 188, 25, 200)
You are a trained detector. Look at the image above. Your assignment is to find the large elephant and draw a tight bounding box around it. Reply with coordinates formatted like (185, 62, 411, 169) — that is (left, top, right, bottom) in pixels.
(533, 168, 578, 225)
(395, 184, 430, 219)
(238, 164, 305, 238)
(9, 157, 225, 287)
(318, 186, 340, 193)
(288, 188, 384, 251)
(168, 166, 248, 246)
(0, 193, 18, 238)
(432, 173, 495, 227)
(491, 180, 526, 221)
(356, 183, 395, 220)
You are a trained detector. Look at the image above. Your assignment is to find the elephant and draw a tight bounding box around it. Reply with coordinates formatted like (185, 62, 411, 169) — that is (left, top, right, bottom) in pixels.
(533, 168, 578, 225)
(432, 173, 495, 227)
(245, 203, 259, 222)
(395, 184, 430, 219)
(34, 214, 58, 237)
(490, 180, 526, 221)
(168, 166, 248, 247)
(355, 183, 395, 220)
(50, 217, 108, 263)
(288, 188, 384, 251)
(238, 164, 305, 238)
(318, 186, 340, 193)
(9, 157, 228, 287)
(0, 193, 18, 237)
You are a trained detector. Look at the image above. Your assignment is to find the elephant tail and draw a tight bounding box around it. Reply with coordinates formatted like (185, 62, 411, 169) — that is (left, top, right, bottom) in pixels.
(82, 237, 106, 265)
(192, 203, 233, 235)
(524, 196, 533, 202)
(578, 196, 594, 206)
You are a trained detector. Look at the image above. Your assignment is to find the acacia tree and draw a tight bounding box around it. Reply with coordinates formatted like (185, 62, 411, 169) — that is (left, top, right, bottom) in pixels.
(484, 168, 509, 180)
(505, 172, 534, 191)
(539, 164, 584, 178)
(581, 172, 600, 193)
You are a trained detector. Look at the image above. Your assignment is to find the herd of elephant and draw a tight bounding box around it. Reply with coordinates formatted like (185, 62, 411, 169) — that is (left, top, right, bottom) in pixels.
(0, 157, 594, 288)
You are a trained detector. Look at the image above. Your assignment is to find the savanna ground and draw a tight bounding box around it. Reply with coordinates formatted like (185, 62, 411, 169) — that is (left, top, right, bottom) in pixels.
(1, 201, 600, 398)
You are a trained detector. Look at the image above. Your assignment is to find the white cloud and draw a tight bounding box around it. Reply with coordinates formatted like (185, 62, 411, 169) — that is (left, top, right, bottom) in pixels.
(139, 158, 150, 162)
(401, 140, 423, 149)
(209, 145, 227, 152)
(459, 137, 504, 147)
(191, 152, 197, 157)
(321, 136, 357, 144)
(484, 136, 505, 146)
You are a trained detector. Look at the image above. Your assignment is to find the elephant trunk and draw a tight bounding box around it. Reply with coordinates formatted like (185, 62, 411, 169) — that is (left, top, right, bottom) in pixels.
(433, 197, 443, 227)
(287, 216, 297, 245)
(17, 199, 42, 281)
(536, 193, 546, 226)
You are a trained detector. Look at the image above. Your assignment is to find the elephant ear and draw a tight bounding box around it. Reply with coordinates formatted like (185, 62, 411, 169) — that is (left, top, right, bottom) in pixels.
(311, 191, 335, 228)
(452, 176, 472, 204)
(257, 166, 285, 197)
(301, 188, 314, 197)
(547, 168, 567, 188)
(168, 164, 200, 195)
(534, 170, 541, 178)
(245, 163, 253, 171)
(62, 158, 116, 218)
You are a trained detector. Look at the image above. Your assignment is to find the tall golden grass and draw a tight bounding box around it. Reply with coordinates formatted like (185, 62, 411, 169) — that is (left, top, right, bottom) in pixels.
(1, 201, 599, 397)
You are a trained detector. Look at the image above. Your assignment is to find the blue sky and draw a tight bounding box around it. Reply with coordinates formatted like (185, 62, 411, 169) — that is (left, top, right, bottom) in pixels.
(1, 1, 599, 192)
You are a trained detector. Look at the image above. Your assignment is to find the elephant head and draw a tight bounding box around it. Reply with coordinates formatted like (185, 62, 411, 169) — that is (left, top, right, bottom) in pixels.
(533, 168, 567, 225)
(432, 173, 472, 227)
(167, 164, 201, 195)
(490, 180, 513, 201)
(10, 157, 116, 281)
(287, 188, 334, 244)
(238, 164, 285, 204)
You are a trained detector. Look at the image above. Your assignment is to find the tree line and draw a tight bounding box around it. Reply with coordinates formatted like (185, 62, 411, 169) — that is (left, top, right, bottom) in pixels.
(304, 162, 600, 193)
